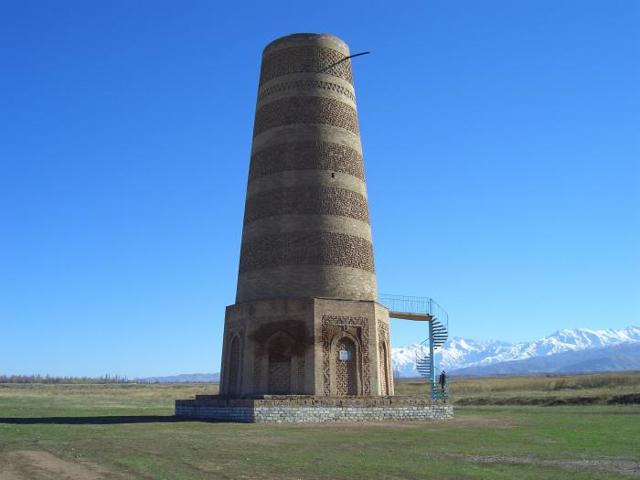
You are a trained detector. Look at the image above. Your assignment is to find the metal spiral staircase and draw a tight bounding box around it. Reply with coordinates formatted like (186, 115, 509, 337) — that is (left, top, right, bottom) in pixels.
(380, 294, 449, 400)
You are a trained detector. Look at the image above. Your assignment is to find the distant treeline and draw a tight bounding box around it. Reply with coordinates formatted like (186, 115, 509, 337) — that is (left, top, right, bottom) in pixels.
(0, 374, 137, 384)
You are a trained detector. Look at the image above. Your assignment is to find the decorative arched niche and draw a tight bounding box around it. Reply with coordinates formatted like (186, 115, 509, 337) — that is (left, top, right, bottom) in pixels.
(226, 333, 242, 395)
(330, 332, 362, 396)
(380, 340, 390, 395)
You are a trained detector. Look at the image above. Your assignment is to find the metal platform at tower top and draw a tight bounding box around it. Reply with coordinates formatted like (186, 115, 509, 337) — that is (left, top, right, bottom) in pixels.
(379, 294, 449, 400)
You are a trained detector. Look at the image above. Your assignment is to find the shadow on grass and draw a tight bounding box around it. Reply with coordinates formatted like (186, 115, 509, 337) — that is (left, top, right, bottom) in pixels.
(0, 416, 206, 425)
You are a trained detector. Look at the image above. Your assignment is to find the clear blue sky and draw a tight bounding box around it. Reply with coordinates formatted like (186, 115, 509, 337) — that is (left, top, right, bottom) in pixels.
(1, 1, 638, 377)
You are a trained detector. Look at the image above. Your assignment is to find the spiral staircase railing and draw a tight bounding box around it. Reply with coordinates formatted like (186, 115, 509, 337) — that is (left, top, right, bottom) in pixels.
(379, 294, 449, 400)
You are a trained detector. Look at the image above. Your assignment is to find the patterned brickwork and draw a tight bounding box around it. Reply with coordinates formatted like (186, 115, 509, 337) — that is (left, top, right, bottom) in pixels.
(249, 142, 364, 181)
(321, 316, 371, 396)
(244, 186, 370, 225)
(335, 337, 357, 396)
(268, 360, 291, 394)
(378, 323, 390, 395)
(253, 96, 359, 136)
(378, 323, 389, 342)
(258, 79, 356, 103)
(259, 46, 353, 85)
(239, 231, 374, 273)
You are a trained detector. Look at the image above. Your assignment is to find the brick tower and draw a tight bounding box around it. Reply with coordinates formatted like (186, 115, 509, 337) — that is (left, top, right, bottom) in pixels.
(219, 33, 393, 397)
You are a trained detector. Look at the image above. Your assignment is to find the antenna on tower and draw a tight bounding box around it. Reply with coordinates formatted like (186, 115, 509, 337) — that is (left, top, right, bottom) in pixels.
(319, 51, 371, 73)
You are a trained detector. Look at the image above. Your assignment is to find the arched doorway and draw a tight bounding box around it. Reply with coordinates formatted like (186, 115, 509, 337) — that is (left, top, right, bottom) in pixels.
(228, 335, 241, 395)
(267, 333, 292, 394)
(335, 337, 357, 396)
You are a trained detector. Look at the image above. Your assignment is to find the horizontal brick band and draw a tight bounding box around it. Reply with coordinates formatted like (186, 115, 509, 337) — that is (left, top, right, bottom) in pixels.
(260, 46, 353, 85)
(253, 96, 359, 136)
(239, 231, 374, 273)
(244, 186, 370, 225)
(242, 214, 372, 243)
(251, 124, 362, 157)
(258, 79, 356, 103)
(249, 142, 364, 181)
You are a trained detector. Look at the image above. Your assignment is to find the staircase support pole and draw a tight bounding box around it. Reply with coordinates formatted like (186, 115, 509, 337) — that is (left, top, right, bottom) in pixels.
(429, 320, 435, 399)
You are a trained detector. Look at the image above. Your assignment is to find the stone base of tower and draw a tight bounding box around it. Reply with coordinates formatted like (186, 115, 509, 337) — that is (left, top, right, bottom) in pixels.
(219, 297, 394, 397)
(175, 395, 453, 423)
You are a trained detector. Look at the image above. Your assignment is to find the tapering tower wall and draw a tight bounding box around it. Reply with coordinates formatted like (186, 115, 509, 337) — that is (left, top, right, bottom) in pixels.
(220, 34, 392, 397)
(237, 33, 377, 303)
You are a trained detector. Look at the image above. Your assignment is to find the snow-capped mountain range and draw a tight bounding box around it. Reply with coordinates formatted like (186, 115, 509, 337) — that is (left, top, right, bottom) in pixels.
(391, 326, 640, 377)
(140, 326, 640, 383)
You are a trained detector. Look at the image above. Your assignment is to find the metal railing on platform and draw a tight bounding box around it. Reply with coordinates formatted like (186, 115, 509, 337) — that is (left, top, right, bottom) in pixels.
(379, 294, 449, 331)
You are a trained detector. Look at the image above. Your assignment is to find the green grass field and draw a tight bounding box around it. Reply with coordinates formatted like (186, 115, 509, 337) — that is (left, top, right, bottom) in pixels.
(403, 371, 640, 405)
(0, 375, 639, 479)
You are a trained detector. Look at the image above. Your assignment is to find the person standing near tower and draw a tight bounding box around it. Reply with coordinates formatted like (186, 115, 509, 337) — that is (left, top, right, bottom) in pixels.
(438, 370, 447, 394)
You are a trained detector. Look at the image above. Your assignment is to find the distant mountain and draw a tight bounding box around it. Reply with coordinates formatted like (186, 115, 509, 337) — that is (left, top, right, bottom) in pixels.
(140, 373, 219, 383)
(391, 326, 640, 377)
(139, 327, 640, 382)
(451, 342, 640, 376)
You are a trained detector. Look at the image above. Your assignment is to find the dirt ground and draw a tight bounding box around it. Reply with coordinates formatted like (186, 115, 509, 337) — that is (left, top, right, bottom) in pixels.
(447, 453, 640, 477)
(0, 451, 121, 480)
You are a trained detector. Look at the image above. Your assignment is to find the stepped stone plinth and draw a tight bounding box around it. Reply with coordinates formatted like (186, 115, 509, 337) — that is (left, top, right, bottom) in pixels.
(176, 395, 452, 423)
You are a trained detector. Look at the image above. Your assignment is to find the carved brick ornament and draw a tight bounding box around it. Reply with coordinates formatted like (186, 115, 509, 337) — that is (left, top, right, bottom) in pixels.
(259, 46, 354, 85)
(253, 96, 359, 136)
(239, 231, 374, 273)
(244, 186, 370, 225)
(258, 79, 356, 103)
(321, 315, 371, 396)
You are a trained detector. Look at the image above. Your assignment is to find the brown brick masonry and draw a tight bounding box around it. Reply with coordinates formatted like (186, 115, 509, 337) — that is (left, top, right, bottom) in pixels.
(253, 96, 359, 136)
(239, 231, 374, 273)
(249, 141, 364, 181)
(243, 186, 370, 225)
(257, 79, 356, 103)
(259, 46, 353, 85)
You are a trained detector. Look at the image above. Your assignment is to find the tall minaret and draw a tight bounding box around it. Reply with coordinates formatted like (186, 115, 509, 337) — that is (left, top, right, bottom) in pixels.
(220, 33, 392, 398)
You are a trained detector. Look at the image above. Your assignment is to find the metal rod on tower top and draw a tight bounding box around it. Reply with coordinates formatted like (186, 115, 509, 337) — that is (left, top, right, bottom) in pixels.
(318, 51, 371, 73)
